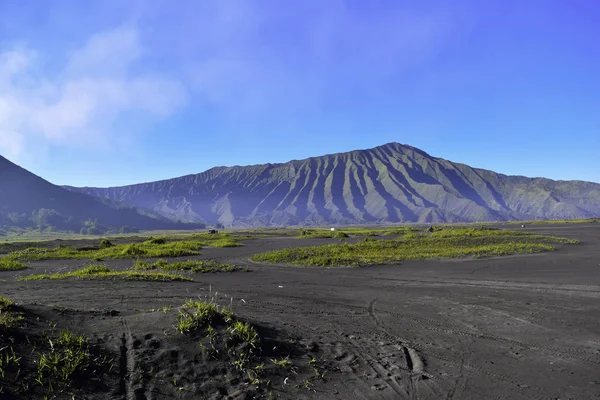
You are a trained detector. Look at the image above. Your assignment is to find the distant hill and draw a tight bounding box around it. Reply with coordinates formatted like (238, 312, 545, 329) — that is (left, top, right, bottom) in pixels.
(0, 155, 204, 234)
(63, 142, 600, 227)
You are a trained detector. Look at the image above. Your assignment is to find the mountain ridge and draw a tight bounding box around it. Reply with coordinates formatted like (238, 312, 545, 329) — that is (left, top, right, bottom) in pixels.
(62, 142, 600, 227)
(0, 154, 203, 233)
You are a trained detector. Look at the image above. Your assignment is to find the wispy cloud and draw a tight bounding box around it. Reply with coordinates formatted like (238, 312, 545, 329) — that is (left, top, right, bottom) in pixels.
(0, 1, 457, 161)
(120, 1, 455, 119)
(0, 26, 186, 160)
(173, 1, 454, 116)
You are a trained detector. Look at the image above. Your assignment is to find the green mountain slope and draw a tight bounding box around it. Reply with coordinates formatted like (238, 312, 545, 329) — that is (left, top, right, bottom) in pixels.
(64, 143, 600, 227)
(0, 155, 203, 234)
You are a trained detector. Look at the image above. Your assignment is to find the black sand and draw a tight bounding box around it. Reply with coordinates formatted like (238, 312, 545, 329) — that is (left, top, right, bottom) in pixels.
(2, 224, 599, 399)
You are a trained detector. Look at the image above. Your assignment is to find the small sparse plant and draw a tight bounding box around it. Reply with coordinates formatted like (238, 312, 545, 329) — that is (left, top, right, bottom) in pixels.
(0, 346, 21, 380)
(271, 356, 293, 369)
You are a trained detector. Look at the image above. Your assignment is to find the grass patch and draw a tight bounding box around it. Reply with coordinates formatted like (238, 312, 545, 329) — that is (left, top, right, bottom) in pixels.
(0, 302, 115, 397)
(299, 227, 419, 238)
(299, 229, 348, 239)
(207, 238, 243, 247)
(0, 296, 23, 329)
(5, 233, 245, 262)
(176, 300, 225, 334)
(169, 297, 327, 394)
(508, 218, 600, 225)
(227, 320, 260, 350)
(36, 329, 90, 385)
(0, 296, 13, 309)
(252, 227, 578, 267)
(145, 237, 166, 245)
(135, 259, 246, 273)
(0, 257, 28, 271)
(184, 233, 244, 247)
(7, 240, 204, 261)
(175, 300, 261, 370)
(34, 329, 113, 392)
(18, 265, 191, 282)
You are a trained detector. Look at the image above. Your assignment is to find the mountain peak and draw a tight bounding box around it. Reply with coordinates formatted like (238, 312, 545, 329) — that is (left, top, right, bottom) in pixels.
(63, 143, 600, 226)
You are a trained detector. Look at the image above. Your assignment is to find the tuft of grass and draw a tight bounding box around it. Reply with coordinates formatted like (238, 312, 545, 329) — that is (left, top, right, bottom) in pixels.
(35, 329, 112, 389)
(0, 346, 21, 380)
(252, 228, 577, 267)
(135, 259, 246, 273)
(0, 257, 28, 271)
(227, 320, 260, 349)
(0, 296, 13, 309)
(18, 265, 191, 282)
(176, 301, 222, 333)
(271, 356, 293, 369)
(99, 239, 114, 249)
(145, 237, 166, 245)
(0, 297, 23, 329)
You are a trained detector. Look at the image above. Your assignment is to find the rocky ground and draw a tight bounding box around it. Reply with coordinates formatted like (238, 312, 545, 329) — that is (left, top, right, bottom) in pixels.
(1, 224, 599, 399)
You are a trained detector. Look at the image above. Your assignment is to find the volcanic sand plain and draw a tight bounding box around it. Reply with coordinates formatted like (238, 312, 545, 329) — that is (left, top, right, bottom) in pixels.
(1, 224, 600, 399)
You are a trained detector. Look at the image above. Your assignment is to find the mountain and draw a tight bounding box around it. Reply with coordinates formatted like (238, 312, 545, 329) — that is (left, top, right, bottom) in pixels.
(0, 155, 203, 234)
(64, 142, 600, 227)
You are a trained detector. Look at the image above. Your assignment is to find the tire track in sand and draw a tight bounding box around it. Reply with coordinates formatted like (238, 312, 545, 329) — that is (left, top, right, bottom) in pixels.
(121, 318, 146, 400)
(368, 298, 444, 400)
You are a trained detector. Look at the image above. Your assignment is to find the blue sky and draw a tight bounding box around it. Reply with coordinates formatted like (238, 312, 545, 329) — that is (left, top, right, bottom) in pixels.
(0, 0, 598, 187)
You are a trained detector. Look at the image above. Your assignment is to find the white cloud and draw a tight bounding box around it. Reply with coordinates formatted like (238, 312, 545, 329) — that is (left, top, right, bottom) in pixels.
(65, 27, 142, 77)
(0, 49, 35, 80)
(0, 26, 186, 160)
